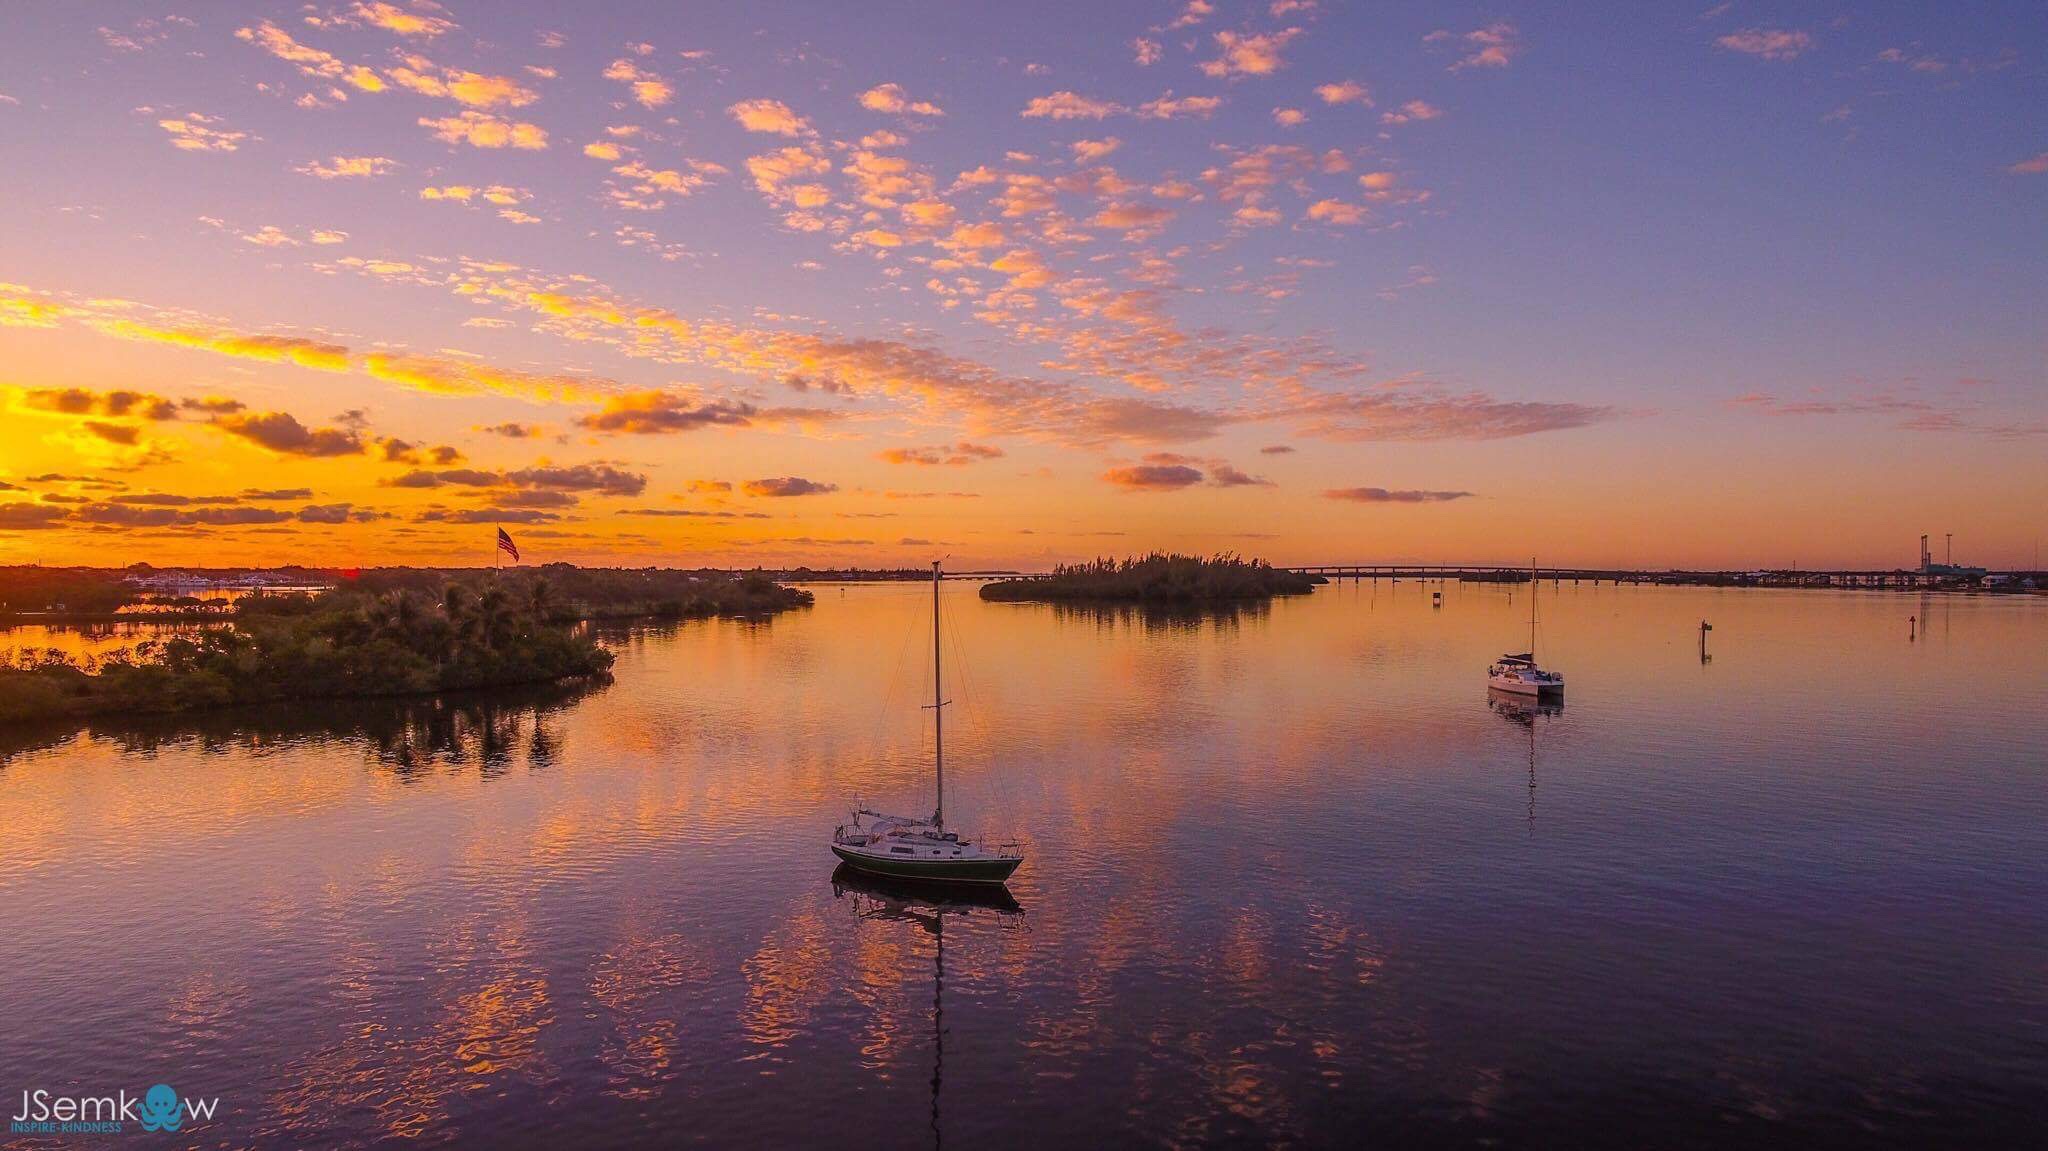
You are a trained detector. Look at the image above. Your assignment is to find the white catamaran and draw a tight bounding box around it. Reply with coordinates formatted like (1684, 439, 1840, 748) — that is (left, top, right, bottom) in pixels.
(1489, 558, 1565, 698)
(832, 562, 1024, 886)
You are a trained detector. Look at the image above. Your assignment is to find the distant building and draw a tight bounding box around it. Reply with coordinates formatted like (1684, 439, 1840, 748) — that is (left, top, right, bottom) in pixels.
(1919, 534, 1987, 579)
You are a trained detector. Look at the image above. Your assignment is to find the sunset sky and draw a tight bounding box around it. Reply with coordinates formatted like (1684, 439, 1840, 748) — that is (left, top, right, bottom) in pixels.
(1, 2, 2043, 570)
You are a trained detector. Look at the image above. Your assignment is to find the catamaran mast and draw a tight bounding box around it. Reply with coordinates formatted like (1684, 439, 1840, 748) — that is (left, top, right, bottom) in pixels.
(932, 559, 944, 830)
(1529, 556, 1537, 656)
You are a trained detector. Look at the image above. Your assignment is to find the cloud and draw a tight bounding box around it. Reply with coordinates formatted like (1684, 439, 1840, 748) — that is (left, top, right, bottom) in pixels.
(2008, 152, 2048, 175)
(387, 59, 537, 108)
(728, 99, 811, 135)
(604, 57, 672, 107)
(504, 464, 646, 496)
(1314, 81, 1370, 106)
(294, 502, 356, 523)
(241, 225, 300, 247)
(0, 503, 72, 529)
(1714, 28, 1812, 61)
(420, 183, 530, 205)
(477, 422, 540, 438)
(743, 476, 838, 497)
(1208, 464, 1271, 487)
(858, 83, 944, 116)
(1380, 100, 1443, 125)
(418, 112, 548, 149)
(1280, 386, 1615, 442)
(213, 410, 365, 456)
(416, 507, 559, 524)
(1164, 0, 1214, 31)
(157, 112, 247, 152)
(1088, 202, 1176, 232)
(360, 352, 602, 402)
(19, 387, 179, 420)
(1426, 22, 1523, 70)
(877, 442, 1005, 466)
(352, 2, 454, 38)
(1199, 28, 1302, 78)
(1133, 38, 1163, 66)
(1730, 388, 2043, 438)
(387, 463, 648, 496)
(1138, 92, 1222, 119)
(234, 21, 376, 88)
(1306, 199, 1365, 225)
(1102, 463, 1204, 490)
(1322, 487, 1474, 503)
(576, 390, 759, 433)
(1021, 91, 1122, 120)
(1072, 137, 1122, 162)
(1273, 107, 1306, 127)
(295, 154, 397, 179)
(1259, 444, 1295, 454)
(375, 437, 463, 465)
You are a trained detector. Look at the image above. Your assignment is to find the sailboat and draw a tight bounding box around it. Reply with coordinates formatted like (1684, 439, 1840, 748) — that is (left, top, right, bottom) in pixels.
(832, 562, 1025, 885)
(1489, 558, 1565, 698)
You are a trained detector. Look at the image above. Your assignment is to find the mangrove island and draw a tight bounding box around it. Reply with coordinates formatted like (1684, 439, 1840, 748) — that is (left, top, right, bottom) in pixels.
(979, 554, 1320, 604)
(0, 565, 813, 725)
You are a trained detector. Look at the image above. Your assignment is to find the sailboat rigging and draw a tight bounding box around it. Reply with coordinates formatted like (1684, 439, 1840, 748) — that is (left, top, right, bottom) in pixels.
(1488, 557, 1565, 697)
(832, 562, 1025, 885)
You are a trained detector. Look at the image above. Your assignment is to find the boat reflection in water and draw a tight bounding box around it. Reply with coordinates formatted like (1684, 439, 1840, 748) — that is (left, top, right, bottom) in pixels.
(829, 865, 1024, 1151)
(1489, 690, 1563, 833)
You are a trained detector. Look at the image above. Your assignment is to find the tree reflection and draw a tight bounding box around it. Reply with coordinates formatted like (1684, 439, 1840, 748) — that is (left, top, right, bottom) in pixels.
(0, 678, 602, 774)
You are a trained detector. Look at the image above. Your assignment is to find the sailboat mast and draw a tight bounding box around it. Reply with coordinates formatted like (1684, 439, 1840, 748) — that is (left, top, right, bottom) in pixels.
(932, 559, 943, 829)
(1529, 556, 1537, 655)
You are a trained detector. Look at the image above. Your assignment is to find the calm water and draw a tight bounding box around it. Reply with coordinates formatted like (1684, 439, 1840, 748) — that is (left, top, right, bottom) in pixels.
(2, 583, 2043, 1149)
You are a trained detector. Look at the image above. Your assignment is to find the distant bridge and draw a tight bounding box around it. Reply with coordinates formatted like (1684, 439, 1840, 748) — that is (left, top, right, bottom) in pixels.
(1279, 564, 2027, 590)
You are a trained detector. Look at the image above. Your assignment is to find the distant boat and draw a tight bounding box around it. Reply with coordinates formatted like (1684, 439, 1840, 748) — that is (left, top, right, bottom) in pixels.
(832, 561, 1024, 886)
(1490, 558, 1565, 698)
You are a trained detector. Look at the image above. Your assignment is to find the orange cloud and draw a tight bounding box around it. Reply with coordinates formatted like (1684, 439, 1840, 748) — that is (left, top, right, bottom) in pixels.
(858, 83, 944, 116)
(877, 442, 1004, 466)
(576, 390, 758, 434)
(352, 2, 454, 38)
(1072, 137, 1121, 162)
(157, 112, 247, 152)
(729, 98, 811, 136)
(1021, 91, 1121, 120)
(1199, 28, 1302, 78)
(1314, 80, 1370, 106)
(604, 58, 672, 108)
(1426, 21, 1524, 70)
(1322, 487, 1474, 503)
(295, 154, 398, 179)
(418, 111, 548, 149)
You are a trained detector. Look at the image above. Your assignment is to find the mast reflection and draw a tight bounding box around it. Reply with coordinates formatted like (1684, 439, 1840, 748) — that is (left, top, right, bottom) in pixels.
(1489, 691, 1563, 833)
(830, 865, 1024, 1150)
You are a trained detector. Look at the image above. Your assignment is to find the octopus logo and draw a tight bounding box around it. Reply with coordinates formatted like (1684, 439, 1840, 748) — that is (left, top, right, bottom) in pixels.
(137, 1085, 182, 1134)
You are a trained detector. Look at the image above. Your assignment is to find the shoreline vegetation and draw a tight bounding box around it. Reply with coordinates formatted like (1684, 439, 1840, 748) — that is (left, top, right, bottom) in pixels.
(0, 566, 812, 727)
(980, 554, 1322, 604)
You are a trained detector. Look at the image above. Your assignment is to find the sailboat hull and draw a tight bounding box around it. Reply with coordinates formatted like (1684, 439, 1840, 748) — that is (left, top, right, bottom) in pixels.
(831, 843, 1023, 885)
(1488, 675, 1562, 697)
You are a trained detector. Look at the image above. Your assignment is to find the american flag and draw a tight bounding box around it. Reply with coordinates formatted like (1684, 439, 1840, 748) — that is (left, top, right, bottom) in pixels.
(496, 527, 520, 562)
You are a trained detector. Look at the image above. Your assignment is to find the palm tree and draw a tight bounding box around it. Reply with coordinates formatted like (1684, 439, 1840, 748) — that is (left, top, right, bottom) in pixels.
(442, 584, 480, 654)
(525, 574, 556, 622)
(476, 584, 514, 650)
